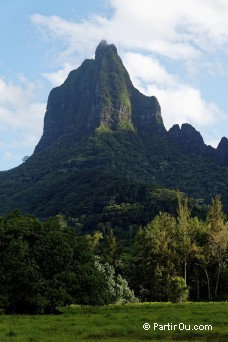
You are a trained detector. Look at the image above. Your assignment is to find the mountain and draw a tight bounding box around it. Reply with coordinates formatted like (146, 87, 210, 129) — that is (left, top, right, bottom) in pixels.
(35, 40, 164, 153)
(0, 41, 227, 231)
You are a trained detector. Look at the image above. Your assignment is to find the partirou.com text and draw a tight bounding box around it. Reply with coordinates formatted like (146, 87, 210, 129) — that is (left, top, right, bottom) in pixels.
(143, 322, 212, 331)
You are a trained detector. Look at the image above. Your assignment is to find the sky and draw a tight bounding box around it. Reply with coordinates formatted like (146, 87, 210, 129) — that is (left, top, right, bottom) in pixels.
(0, 0, 228, 171)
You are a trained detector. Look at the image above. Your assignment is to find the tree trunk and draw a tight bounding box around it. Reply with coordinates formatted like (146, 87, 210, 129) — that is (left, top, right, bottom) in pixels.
(215, 264, 221, 297)
(204, 268, 211, 300)
(184, 260, 187, 285)
(194, 269, 200, 300)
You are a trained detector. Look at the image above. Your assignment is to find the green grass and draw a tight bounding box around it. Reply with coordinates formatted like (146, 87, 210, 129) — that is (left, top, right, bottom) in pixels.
(0, 302, 227, 341)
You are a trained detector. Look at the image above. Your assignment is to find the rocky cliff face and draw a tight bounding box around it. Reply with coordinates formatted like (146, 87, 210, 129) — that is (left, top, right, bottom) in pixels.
(34, 40, 164, 153)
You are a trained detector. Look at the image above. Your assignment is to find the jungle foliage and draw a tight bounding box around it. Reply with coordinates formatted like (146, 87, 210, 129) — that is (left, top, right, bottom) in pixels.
(0, 195, 227, 314)
(0, 211, 136, 314)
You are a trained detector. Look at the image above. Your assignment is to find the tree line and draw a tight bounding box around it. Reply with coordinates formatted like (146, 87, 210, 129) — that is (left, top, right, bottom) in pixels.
(90, 193, 228, 302)
(0, 194, 227, 314)
(128, 194, 228, 301)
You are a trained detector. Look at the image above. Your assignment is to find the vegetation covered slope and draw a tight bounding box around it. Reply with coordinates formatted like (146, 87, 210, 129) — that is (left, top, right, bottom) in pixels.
(0, 40, 227, 226)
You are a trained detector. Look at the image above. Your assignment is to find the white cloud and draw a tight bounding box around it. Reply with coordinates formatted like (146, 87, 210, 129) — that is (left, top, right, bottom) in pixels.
(29, 1, 228, 89)
(123, 53, 177, 88)
(30, 14, 106, 64)
(111, 0, 228, 52)
(123, 52, 223, 129)
(0, 77, 46, 149)
(42, 62, 74, 87)
(4, 150, 19, 161)
(30, 0, 228, 63)
(0, 77, 46, 170)
(149, 85, 222, 129)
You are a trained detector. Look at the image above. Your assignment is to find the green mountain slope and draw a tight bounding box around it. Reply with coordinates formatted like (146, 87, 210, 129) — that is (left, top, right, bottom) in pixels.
(0, 41, 227, 228)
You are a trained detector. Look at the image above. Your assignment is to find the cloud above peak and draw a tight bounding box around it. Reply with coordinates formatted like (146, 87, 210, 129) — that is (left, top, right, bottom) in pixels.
(31, 0, 228, 63)
(0, 77, 45, 169)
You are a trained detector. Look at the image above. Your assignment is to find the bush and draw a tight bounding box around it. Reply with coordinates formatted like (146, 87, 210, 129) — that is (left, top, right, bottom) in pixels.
(0, 211, 112, 313)
(168, 276, 189, 303)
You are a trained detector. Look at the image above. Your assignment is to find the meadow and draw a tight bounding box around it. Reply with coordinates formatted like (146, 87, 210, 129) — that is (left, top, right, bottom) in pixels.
(0, 302, 227, 341)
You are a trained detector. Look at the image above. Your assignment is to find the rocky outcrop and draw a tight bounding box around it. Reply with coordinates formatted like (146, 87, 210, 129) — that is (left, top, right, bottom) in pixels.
(168, 123, 228, 166)
(168, 123, 216, 158)
(216, 137, 228, 166)
(168, 124, 205, 153)
(131, 88, 165, 134)
(95, 39, 117, 59)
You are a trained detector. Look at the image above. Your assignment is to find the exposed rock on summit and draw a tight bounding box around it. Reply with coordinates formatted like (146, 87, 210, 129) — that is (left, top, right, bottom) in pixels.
(95, 40, 118, 59)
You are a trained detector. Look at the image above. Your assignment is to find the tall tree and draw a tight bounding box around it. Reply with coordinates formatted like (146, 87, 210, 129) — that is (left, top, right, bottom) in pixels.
(207, 196, 228, 297)
(132, 212, 177, 301)
(176, 192, 192, 285)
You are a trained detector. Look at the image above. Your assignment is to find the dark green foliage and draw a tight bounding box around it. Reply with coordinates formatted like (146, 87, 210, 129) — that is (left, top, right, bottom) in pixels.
(0, 128, 221, 238)
(0, 196, 228, 313)
(0, 210, 45, 313)
(0, 211, 120, 313)
(0, 126, 226, 230)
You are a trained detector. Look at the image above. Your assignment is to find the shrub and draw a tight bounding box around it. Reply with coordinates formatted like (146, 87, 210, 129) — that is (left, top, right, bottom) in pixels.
(168, 276, 189, 303)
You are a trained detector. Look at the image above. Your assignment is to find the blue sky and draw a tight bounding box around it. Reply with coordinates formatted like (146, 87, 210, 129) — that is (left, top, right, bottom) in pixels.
(0, 0, 228, 170)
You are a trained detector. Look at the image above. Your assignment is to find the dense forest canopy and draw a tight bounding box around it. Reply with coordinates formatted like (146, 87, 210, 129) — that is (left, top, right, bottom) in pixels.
(0, 194, 227, 314)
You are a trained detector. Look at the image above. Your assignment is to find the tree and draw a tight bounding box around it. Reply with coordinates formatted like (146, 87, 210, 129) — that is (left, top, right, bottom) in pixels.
(151, 212, 178, 298)
(207, 196, 228, 297)
(168, 276, 189, 303)
(132, 212, 177, 301)
(115, 274, 138, 303)
(106, 229, 117, 265)
(190, 219, 212, 300)
(95, 260, 137, 304)
(176, 192, 192, 285)
(0, 211, 45, 313)
(0, 211, 118, 313)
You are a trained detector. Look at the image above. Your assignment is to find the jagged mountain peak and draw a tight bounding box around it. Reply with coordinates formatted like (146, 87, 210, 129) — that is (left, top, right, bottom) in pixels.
(216, 137, 228, 165)
(95, 40, 118, 59)
(218, 136, 228, 148)
(168, 123, 204, 141)
(168, 123, 207, 155)
(34, 41, 164, 153)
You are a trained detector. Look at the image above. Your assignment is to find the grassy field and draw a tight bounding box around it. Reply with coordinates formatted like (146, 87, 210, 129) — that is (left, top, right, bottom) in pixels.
(0, 302, 227, 341)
